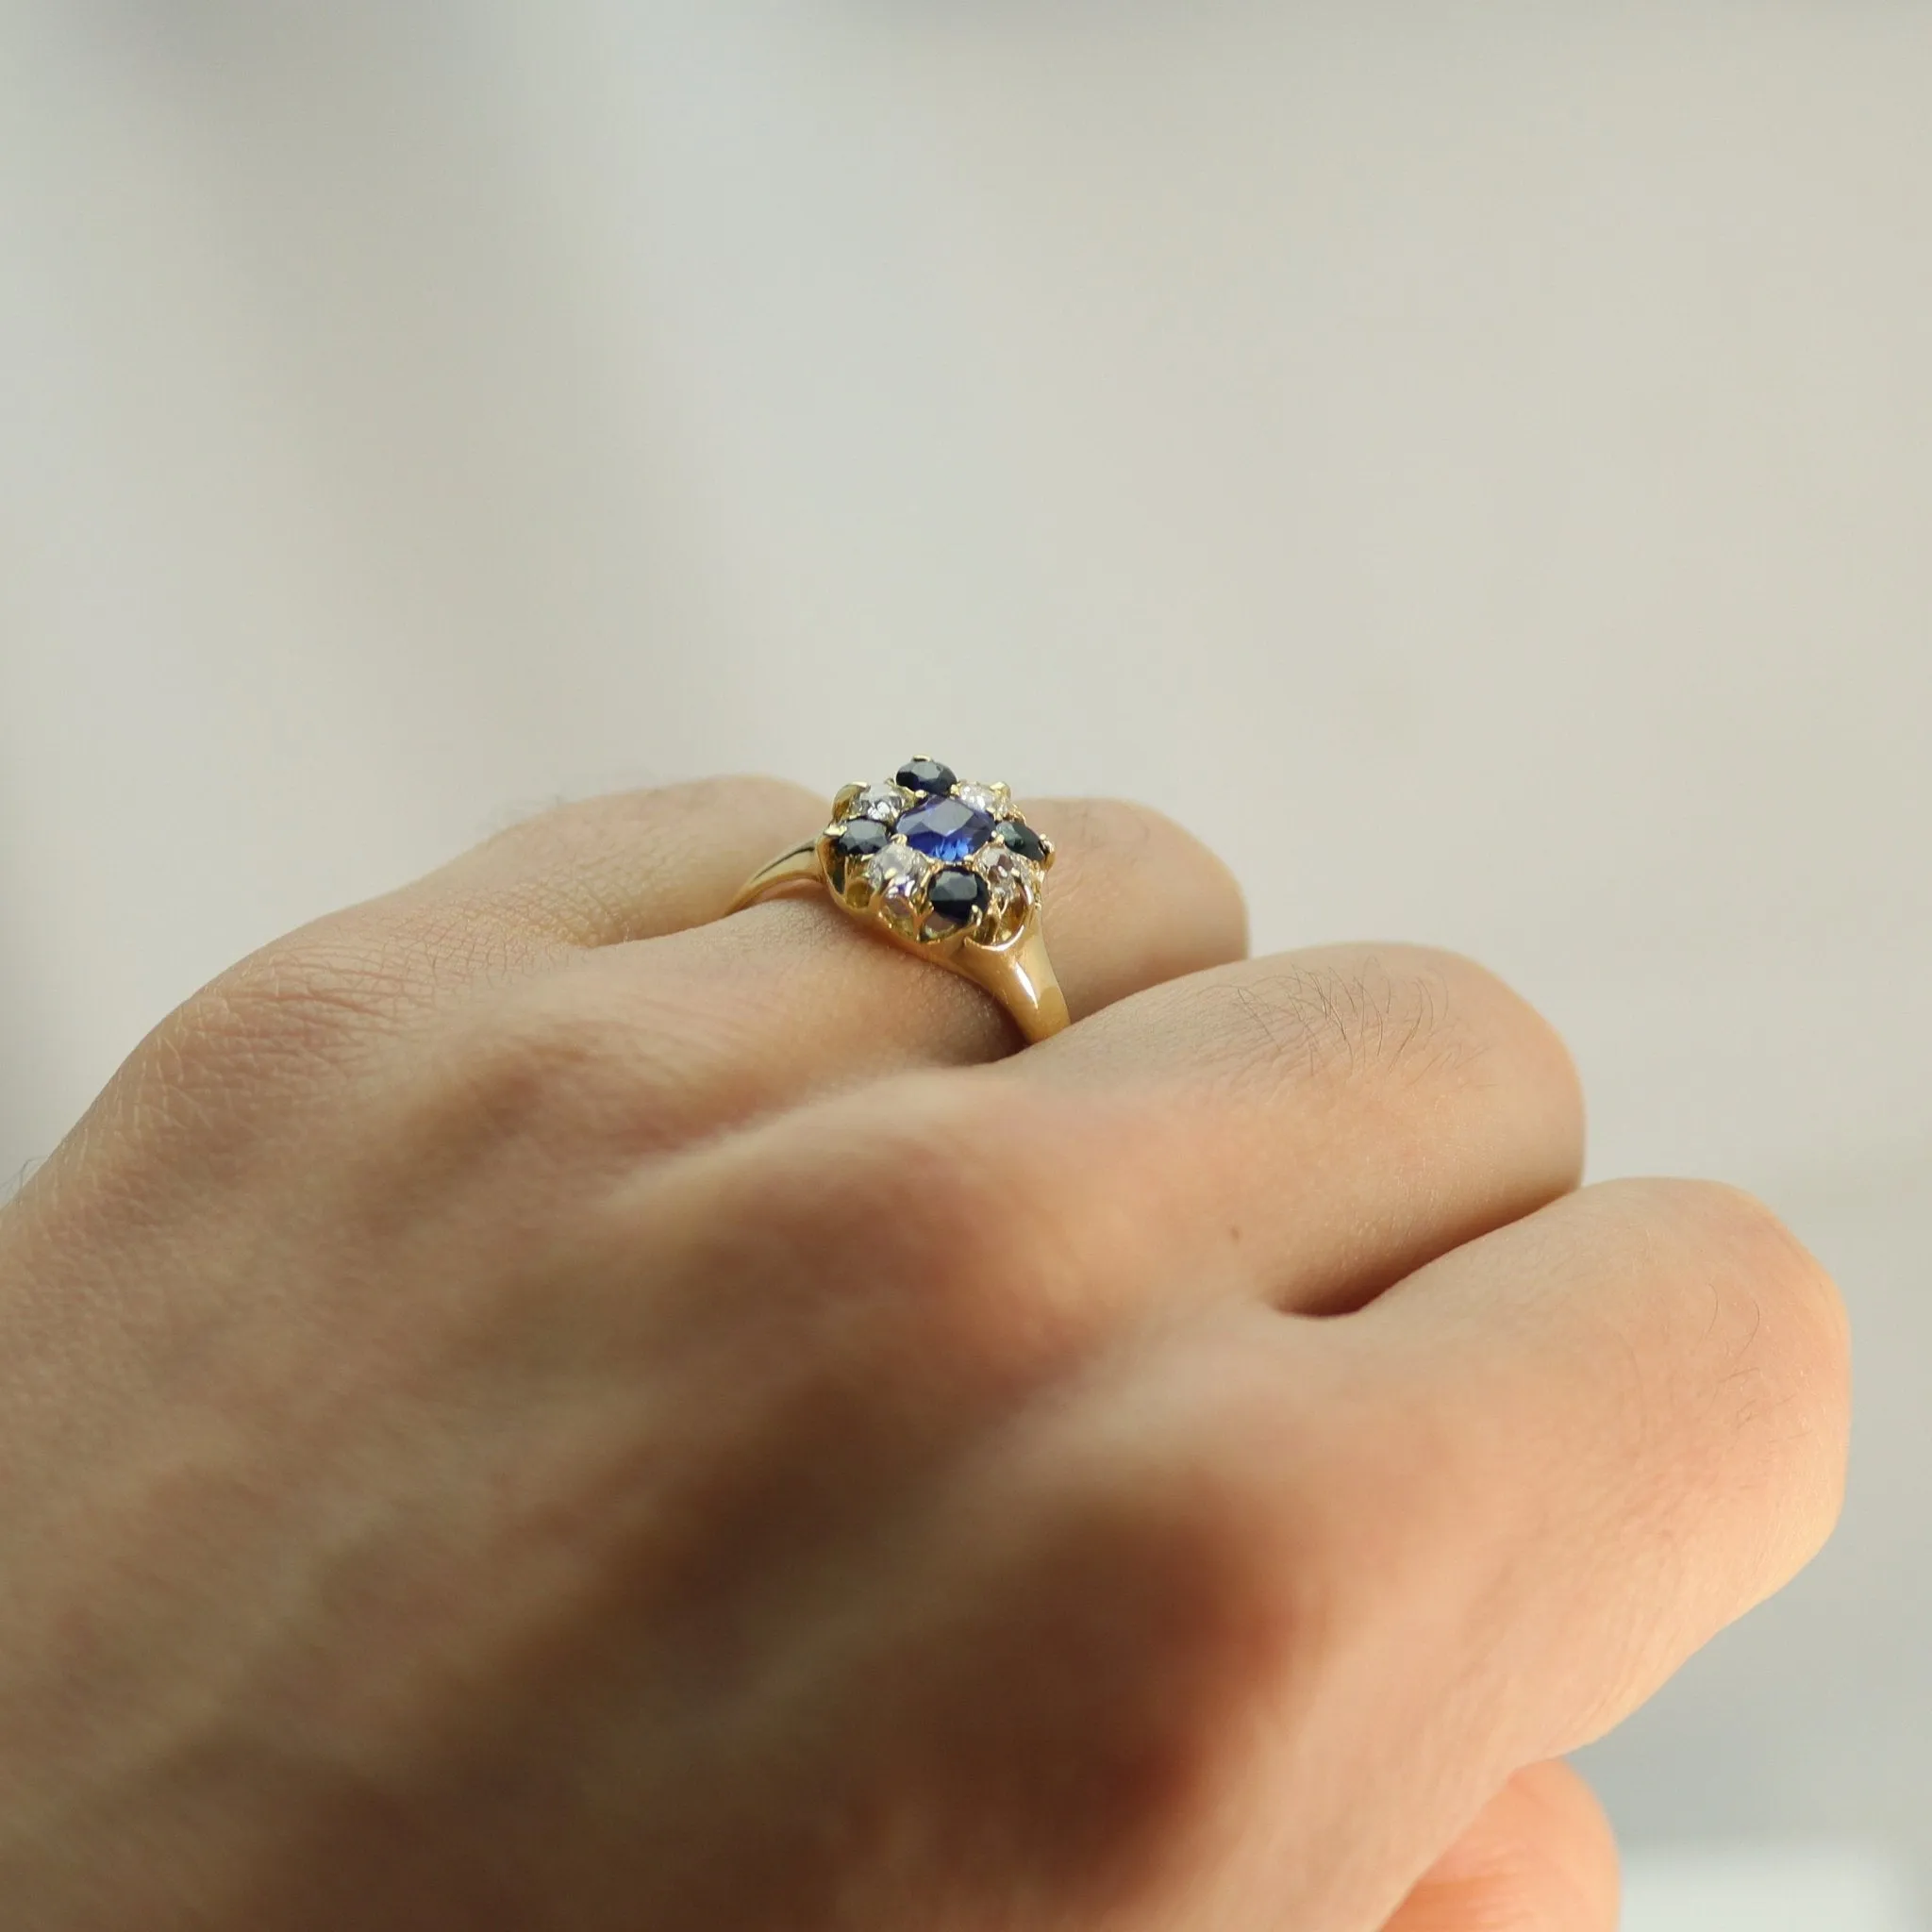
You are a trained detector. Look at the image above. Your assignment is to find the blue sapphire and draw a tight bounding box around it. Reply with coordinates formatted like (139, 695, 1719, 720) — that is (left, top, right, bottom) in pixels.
(994, 819, 1047, 864)
(897, 795, 994, 862)
(895, 758, 957, 795)
(925, 868, 989, 931)
(834, 818, 891, 860)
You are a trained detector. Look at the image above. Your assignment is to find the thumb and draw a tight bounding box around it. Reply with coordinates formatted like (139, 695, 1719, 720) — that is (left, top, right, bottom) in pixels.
(1381, 1759, 1619, 1932)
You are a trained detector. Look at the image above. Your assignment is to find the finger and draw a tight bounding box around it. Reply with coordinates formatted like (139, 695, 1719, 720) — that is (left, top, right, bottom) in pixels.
(1017, 797, 1251, 1021)
(709, 794, 1251, 1028)
(1381, 1761, 1618, 1932)
(380, 776, 829, 961)
(997, 943, 1586, 1313)
(503, 797, 1248, 1140)
(1351, 1179, 1849, 1753)
(1039, 1178, 1846, 1928)
(215, 778, 831, 1039)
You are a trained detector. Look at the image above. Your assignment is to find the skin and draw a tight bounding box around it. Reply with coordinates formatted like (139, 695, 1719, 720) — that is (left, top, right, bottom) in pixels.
(0, 778, 1848, 1930)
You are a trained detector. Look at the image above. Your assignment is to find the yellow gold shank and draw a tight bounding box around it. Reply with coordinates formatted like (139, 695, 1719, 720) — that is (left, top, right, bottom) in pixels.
(727, 828, 1069, 1043)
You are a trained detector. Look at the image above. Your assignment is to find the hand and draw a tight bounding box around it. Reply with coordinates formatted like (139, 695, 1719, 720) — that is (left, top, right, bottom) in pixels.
(0, 779, 1847, 1930)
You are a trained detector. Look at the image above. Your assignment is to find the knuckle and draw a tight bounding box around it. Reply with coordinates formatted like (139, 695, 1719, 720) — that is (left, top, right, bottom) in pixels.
(433, 981, 650, 1151)
(874, 1082, 1051, 1239)
(1182, 944, 1581, 1141)
(863, 1081, 1108, 1353)
(76, 933, 418, 1175)
(1199, 951, 1467, 1090)
(1612, 1177, 1852, 1551)
(135, 936, 408, 1113)
(1674, 1178, 1851, 1416)
(200, 938, 407, 1053)
(1647, 1177, 1849, 1366)
(481, 776, 818, 865)
(452, 776, 825, 948)
(703, 1074, 1112, 1400)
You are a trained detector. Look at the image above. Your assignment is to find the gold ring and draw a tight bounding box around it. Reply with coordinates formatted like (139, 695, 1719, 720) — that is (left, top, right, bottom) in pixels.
(729, 757, 1070, 1042)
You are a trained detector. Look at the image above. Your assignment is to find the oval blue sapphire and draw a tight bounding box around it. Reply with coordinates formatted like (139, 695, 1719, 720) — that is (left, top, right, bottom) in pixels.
(834, 818, 891, 861)
(924, 867, 989, 932)
(994, 819, 1047, 864)
(897, 795, 994, 863)
(895, 758, 957, 795)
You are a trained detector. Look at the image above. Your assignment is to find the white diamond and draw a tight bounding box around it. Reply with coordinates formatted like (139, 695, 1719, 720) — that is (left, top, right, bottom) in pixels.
(866, 841, 931, 895)
(854, 782, 914, 823)
(955, 780, 1006, 816)
(973, 844, 1026, 891)
(972, 845, 1035, 932)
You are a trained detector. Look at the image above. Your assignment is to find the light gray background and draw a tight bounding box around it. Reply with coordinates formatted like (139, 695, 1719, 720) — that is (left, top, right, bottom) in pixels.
(2, 3, 1926, 1920)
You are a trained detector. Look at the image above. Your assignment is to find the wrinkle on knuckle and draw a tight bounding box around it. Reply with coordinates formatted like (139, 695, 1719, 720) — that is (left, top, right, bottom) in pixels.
(670, 1076, 1118, 1412)
(429, 988, 662, 1159)
(112, 942, 410, 1155)
(395, 891, 564, 983)
(845, 1090, 1098, 1376)
(1636, 1181, 1848, 1406)
(205, 939, 424, 1054)
(482, 776, 810, 863)
(1579, 1179, 1851, 1605)
(1191, 956, 1475, 1103)
(455, 776, 822, 946)
(1687, 1184, 1850, 1492)
(926, 1091, 1156, 1351)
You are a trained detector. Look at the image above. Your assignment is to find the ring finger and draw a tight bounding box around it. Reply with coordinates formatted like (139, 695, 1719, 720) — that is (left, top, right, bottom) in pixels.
(242, 773, 1245, 1058)
(491, 793, 1248, 1141)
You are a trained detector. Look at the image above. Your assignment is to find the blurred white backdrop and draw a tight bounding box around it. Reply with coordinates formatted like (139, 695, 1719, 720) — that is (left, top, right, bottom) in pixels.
(2, 2, 1927, 1919)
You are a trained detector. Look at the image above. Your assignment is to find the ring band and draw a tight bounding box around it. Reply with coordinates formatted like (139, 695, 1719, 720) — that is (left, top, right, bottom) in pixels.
(729, 757, 1070, 1042)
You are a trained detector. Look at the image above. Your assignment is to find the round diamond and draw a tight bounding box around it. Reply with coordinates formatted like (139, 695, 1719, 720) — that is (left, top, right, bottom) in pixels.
(973, 844, 1034, 932)
(974, 843, 1027, 892)
(895, 758, 957, 795)
(898, 795, 994, 862)
(852, 782, 912, 823)
(954, 780, 1006, 816)
(865, 841, 931, 897)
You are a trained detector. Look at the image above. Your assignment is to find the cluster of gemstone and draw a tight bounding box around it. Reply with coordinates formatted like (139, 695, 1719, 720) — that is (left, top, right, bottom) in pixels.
(821, 757, 1053, 945)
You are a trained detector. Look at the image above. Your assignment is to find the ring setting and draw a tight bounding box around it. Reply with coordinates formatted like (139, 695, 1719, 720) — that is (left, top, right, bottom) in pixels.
(730, 758, 1069, 1041)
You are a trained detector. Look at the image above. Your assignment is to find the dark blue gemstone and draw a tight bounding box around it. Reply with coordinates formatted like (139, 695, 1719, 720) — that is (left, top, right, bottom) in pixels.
(995, 819, 1047, 863)
(895, 758, 957, 795)
(925, 868, 989, 930)
(835, 818, 891, 860)
(898, 795, 994, 862)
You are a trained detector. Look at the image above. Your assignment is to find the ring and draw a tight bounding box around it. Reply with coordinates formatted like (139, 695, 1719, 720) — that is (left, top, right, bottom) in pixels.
(729, 757, 1070, 1041)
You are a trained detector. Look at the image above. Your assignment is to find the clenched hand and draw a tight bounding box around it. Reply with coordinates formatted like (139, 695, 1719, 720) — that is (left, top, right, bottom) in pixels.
(0, 780, 1848, 1930)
